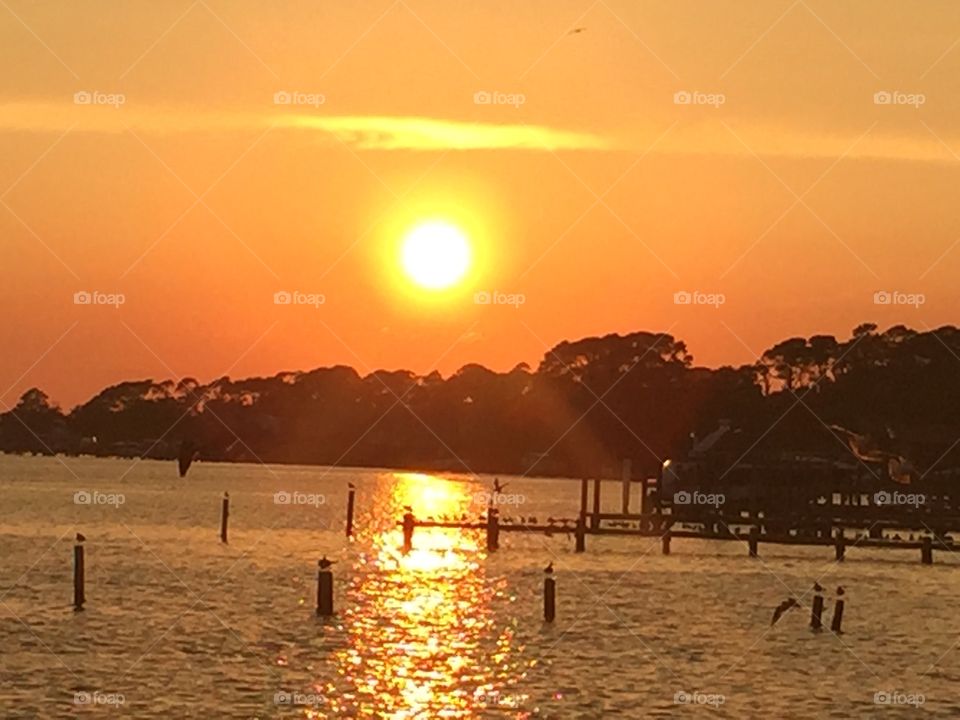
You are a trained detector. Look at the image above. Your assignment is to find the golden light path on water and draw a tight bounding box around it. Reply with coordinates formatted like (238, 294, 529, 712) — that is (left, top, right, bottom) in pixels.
(313, 472, 533, 718)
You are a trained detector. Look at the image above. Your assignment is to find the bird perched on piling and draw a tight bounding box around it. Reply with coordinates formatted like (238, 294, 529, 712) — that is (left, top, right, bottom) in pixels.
(318, 556, 336, 570)
(544, 562, 554, 574)
(771, 597, 799, 626)
(813, 582, 823, 592)
(836, 586, 845, 597)
(75, 532, 86, 543)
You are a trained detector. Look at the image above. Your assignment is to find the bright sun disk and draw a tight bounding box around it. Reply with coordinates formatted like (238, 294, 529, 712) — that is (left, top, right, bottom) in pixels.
(401, 221, 471, 290)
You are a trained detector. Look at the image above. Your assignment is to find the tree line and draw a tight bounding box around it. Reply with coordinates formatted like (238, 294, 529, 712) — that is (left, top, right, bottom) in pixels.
(3, 323, 959, 479)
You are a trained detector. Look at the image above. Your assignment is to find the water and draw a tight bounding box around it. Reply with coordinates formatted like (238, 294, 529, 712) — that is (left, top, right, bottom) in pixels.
(1, 455, 958, 718)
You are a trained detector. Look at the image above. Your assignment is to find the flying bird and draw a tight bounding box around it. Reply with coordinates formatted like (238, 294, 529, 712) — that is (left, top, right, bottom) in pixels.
(771, 597, 799, 626)
(568, 27, 587, 34)
(493, 478, 508, 494)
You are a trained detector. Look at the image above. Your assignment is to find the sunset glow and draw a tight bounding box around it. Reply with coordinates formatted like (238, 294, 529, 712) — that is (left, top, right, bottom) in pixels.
(400, 221, 472, 291)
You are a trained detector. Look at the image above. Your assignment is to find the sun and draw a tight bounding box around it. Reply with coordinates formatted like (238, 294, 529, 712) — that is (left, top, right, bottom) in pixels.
(400, 221, 471, 290)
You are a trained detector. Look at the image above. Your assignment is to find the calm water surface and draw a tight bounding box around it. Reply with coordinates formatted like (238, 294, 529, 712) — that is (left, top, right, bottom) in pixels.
(1, 455, 958, 718)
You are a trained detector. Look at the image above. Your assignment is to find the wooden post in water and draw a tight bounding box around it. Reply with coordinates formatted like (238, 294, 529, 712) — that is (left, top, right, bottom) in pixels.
(921, 537, 933, 565)
(316, 560, 334, 616)
(73, 539, 85, 611)
(662, 529, 671, 555)
(810, 590, 824, 630)
(402, 511, 415, 554)
(574, 513, 586, 553)
(219, 492, 229, 544)
(830, 589, 845, 633)
(591, 479, 602, 530)
(834, 531, 845, 561)
(748, 527, 759, 558)
(543, 568, 556, 622)
(620, 459, 632, 514)
(345, 485, 356, 538)
(486, 509, 500, 552)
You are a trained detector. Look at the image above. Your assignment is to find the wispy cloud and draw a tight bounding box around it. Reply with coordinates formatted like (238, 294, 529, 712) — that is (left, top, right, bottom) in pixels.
(0, 101, 608, 151)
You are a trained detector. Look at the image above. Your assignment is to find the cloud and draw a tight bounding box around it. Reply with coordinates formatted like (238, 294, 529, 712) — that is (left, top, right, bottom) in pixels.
(0, 101, 608, 151)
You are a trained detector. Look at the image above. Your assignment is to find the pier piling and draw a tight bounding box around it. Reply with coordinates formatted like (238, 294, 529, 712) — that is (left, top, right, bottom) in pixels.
(316, 561, 334, 616)
(834, 532, 845, 561)
(748, 527, 759, 558)
(486, 509, 500, 552)
(591, 479, 602, 530)
(220, 492, 229, 544)
(621, 459, 632, 514)
(402, 511, 415, 554)
(345, 485, 356, 538)
(73, 540, 85, 611)
(662, 530, 671, 555)
(810, 592, 824, 630)
(543, 570, 556, 622)
(830, 590, 845, 633)
(574, 514, 586, 553)
(921, 537, 933, 565)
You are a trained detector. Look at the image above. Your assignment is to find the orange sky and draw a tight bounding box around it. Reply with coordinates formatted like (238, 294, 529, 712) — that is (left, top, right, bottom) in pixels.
(2, 0, 960, 407)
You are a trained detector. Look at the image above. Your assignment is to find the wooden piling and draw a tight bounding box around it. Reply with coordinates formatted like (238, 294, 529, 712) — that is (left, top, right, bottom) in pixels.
(402, 511, 415, 554)
(73, 542, 85, 611)
(579, 478, 588, 517)
(220, 492, 229, 544)
(662, 530, 671, 555)
(574, 514, 586, 553)
(834, 532, 845, 561)
(486, 509, 500, 552)
(316, 563, 334, 616)
(830, 598, 844, 633)
(921, 537, 933, 565)
(543, 573, 556, 622)
(345, 486, 356, 538)
(591, 479, 601, 530)
(810, 593, 824, 630)
(748, 527, 759, 558)
(621, 459, 632, 514)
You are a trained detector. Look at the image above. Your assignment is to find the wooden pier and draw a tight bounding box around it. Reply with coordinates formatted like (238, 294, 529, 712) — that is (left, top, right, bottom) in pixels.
(398, 476, 960, 565)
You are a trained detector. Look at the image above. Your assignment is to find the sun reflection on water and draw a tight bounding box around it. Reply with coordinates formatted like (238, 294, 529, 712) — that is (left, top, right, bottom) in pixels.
(322, 472, 529, 718)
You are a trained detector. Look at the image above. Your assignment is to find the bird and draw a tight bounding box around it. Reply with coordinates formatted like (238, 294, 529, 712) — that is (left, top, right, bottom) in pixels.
(568, 26, 587, 34)
(493, 478, 508, 494)
(403, 505, 413, 514)
(544, 562, 554, 574)
(813, 582, 823, 593)
(836, 586, 845, 597)
(318, 556, 336, 569)
(771, 597, 799, 626)
(348, 482, 355, 490)
(75, 532, 86, 542)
